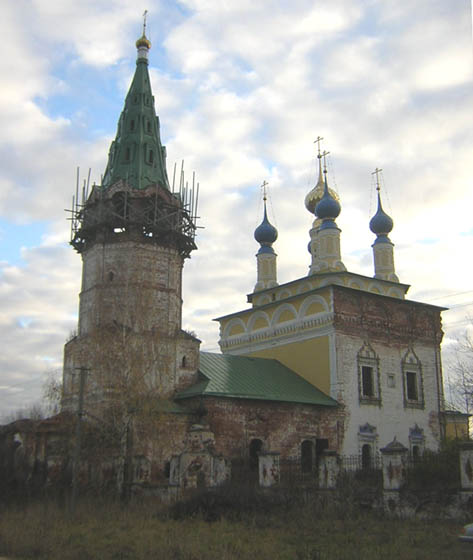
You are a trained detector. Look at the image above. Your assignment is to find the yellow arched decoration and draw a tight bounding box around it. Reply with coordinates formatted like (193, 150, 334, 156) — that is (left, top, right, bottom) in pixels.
(252, 316, 269, 330)
(276, 309, 296, 323)
(303, 302, 325, 316)
(228, 323, 245, 336)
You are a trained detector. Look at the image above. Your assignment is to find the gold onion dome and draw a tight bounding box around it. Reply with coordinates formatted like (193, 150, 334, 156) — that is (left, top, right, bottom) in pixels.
(136, 34, 151, 49)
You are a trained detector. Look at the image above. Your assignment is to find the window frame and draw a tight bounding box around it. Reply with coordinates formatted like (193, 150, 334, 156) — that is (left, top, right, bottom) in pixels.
(357, 342, 381, 405)
(401, 349, 424, 409)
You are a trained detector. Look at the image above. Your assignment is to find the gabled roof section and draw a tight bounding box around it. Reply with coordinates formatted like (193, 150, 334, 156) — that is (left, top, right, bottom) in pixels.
(102, 34, 170, 191)
(175, 352, 337, 407)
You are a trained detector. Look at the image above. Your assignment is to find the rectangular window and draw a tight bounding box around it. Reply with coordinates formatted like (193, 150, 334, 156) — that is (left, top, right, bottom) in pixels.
(362, 366, 374, 397)
(406, 371, 418, 400)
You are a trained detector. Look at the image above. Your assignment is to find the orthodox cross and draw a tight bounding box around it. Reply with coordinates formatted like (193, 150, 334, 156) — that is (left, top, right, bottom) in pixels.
(314, 136, 324, 158)
(372, 167, 383, 192)
(142, 10, 148, 35)
(321, 150, 330, 174)
(261, 180, 269, 202)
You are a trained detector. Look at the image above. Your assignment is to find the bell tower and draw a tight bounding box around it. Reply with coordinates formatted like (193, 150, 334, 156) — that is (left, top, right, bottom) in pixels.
(62, 28, 200, 411)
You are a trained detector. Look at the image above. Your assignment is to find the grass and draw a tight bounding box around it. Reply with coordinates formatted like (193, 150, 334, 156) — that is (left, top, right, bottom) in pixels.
(0, 496, 471, 560)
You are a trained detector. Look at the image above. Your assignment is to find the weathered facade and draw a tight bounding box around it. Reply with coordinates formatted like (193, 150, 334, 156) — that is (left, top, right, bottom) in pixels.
(1, 28, 452, 497)
(216, 153, 446, 459)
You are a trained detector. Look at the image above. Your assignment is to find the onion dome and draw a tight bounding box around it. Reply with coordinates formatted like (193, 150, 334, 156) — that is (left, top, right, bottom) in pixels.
(136, 34, 151, 49)
(255, 200, 278, 251)
(305, 156, 340, 215)
(369, 192, 393, 235)
(315, 176, 341, 220)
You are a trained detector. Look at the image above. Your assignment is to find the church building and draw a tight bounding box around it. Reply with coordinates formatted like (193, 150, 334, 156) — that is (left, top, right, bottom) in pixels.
(3, 27, 447, 493)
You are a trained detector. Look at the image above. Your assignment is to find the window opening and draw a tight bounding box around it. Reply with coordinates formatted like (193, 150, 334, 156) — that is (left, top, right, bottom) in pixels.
(301, 440, 314, 473)
(406, 371, 418, 400)
(249, 438, 263, 471)
(130, 120, 135, 131)
(362, 366, 374, 397)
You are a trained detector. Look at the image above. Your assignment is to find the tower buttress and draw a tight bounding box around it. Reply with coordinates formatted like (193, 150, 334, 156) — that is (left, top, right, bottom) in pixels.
(310, 151, 345, 274)
(369, 169, 399, 282)
(254, 182, 278, 292)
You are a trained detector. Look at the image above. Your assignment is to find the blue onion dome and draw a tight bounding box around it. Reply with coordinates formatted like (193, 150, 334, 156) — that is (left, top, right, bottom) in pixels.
(305, 158, 340, 215)
(254, 202, 278, 246)
(315, 177, 341, 220)
(369, 193, 393, 235)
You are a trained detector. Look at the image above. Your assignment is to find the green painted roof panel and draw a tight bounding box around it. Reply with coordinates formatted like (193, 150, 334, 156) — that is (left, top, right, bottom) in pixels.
(102, 46, 170, 190)
(176, 352, 337, 407)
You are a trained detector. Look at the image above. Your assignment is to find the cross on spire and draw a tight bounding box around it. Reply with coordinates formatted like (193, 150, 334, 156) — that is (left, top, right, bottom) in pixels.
(142, 10, 148, 36)
(314, 136, 324, 158)
(261, 180, 268, 202)
(372, 167, 383, 192)
(321, 150, 330, 174)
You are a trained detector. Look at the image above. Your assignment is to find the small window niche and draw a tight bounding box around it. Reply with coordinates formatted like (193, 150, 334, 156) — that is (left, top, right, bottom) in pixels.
(401, 349, 424, 409)
(357, 341, 381, 405)
(409, 424, 425, 459)
(358, 423, 378, 469)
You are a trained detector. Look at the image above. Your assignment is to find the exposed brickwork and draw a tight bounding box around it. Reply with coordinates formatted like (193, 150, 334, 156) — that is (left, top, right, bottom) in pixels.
(181, 396, 345, 459)
(332, 285, 444, 346)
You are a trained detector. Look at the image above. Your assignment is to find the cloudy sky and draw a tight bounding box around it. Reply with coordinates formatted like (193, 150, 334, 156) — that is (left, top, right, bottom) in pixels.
(0, 0, 472, 418)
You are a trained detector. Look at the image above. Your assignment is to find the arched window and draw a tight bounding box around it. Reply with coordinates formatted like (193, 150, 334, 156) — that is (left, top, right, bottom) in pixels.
(125, 147, 130, 161)
(301, 440, 314, 473)
(181, 356, 187, 368)
(149, 150, 154, 163)
(249, 439, 263, 471)
(130, 120, 135, 131)
(147, 121, 152, 133)
(401, 349, 424, 408)
(412, 445, 420, 462)
(357, 342, 381, 404)
(361, 444, 372, 470)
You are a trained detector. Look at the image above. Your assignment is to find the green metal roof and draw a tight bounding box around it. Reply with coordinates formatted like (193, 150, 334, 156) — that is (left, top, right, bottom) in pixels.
(102, 34, 170, 190)
(175, 352, 337, 407)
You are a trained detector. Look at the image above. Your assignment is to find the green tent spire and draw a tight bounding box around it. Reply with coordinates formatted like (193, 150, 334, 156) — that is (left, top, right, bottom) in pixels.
(102, 31, 170, 190)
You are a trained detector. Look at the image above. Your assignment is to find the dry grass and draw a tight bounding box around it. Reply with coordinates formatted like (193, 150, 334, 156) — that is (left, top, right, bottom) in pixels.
(0, 497, 470, 560)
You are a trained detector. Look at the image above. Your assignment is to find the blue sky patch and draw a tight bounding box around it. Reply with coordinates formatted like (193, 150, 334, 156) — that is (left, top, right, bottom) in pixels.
(0, 220, 49, 266)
